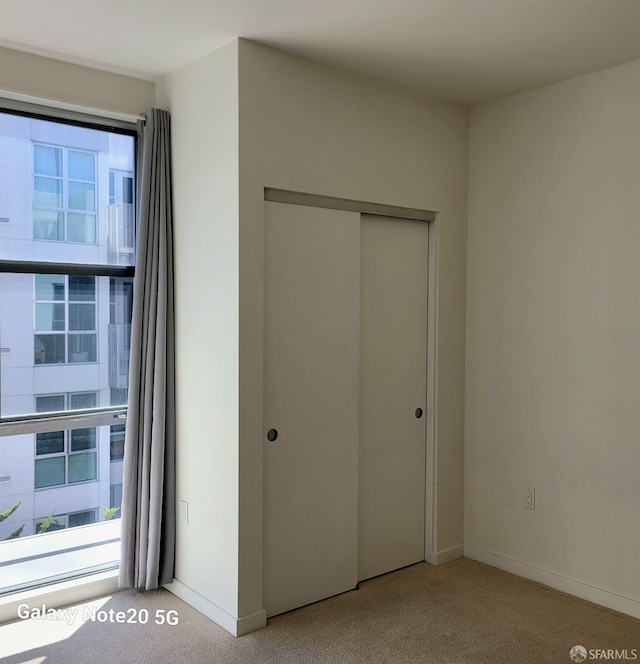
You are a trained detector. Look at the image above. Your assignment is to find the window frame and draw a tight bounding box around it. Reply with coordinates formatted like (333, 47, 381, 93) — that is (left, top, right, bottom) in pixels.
(0, 101, 136, 441)
(0, 99, 138, 598)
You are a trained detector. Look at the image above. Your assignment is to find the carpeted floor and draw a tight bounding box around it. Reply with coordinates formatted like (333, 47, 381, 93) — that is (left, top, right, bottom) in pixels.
(1, 558, 639, 664)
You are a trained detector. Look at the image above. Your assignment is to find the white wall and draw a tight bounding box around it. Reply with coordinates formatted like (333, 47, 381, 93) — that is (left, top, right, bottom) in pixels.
(160, 38, 468, 633)
(466, 59, 640, 614)
(159, 42, 242, 631)
(236, 40, 468, 620)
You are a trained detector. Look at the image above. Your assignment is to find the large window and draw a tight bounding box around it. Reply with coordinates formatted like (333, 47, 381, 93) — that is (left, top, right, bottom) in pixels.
(0, 103, 136, 593)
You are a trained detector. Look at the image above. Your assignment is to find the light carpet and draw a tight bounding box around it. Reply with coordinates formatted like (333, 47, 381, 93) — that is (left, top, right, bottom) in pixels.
(1, 558, 639, 664)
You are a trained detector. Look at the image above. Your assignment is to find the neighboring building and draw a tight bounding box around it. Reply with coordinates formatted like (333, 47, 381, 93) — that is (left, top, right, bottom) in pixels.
(0, 111, 135, 539)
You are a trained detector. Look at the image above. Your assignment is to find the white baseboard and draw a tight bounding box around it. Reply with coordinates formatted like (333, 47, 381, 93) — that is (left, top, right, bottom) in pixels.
(464, 544, 640, 620)
(236, 608, 269, 635)
(164, 579, 267, 636)
(425, 544, 465, 566)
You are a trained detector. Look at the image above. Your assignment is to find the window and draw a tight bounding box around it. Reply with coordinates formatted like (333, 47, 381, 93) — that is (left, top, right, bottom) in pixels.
(34, 393, 98, 488)
(35, 509, 98, 533)
(110, 484, 123, 512)
(109, 169, 134, 206)
(110, 425, 126, 461)
(0, 103, 136, 593)
(34, 145, 97, 243)
(34, 275, 97, 364)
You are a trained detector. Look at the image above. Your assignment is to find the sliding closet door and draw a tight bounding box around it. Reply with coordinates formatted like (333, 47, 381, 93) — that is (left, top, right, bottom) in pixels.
(358, 214, 428, 581)
(263, 201, 361, 617)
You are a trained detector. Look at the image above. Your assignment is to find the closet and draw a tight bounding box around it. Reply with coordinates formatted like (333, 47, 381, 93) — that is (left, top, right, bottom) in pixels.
(262, 194, 430, 617)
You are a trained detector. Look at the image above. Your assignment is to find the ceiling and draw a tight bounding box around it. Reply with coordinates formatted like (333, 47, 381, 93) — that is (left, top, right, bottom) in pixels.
(1, 0, 640, 105)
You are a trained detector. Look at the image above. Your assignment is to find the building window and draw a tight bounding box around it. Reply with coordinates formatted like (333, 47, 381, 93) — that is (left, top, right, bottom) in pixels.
(34, 275, 97, 364)
(33, 145, 97, 243)
(110, 425, 125, 461)
(110, 484, 123, 512)
(34, 393, 98, 489)
(35, 508, 98, 533)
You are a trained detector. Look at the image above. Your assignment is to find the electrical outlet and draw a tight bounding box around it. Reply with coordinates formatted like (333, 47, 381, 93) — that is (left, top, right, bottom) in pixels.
(180, 500, 189, 524)
(525, 488, 536, 510)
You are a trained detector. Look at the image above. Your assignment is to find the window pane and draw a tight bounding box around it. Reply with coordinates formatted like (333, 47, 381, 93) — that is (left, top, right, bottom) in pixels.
(36, 431, 65, 455)
(2, 273, 132, 418)
(34, 177, 63, 208)
(69, 392, 97, 409)
(68, 510, 96, 527)
(33, 210, 64, 241)
(67, 213, 96, 243)
(35, 395, 65, 413)
(34, 145, 62, 176)
(3, 114, 135, 266)
(35, 303, 65, 331)
(70, 428, 96, 451)
(34, 334, 65, 364)
(110, 484, 123, 511)
(35, 274, 65, 301)
(110, 388, 128, 406)
(123, 177, 134, 205)
(69, 303, 95, 331)
(110, 425, 125, 461)
(68, 452, 97, 483)
(69, 276, 95, 301)
(68, 182, 95, 211)
(68, 151, 95, 181)
(68, 334, 96, 362)
(35, 457, 65, 488)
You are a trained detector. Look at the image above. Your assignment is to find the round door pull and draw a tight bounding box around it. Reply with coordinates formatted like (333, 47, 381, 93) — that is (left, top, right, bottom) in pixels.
(415, 408, 423, 419)
(267, 428, 279, 442)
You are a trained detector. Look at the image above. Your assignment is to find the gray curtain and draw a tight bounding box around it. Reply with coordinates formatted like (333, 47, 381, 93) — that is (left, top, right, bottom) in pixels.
(119, 109, 175, 589)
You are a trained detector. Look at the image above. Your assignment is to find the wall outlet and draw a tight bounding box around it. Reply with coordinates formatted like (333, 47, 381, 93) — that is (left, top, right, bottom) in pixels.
(180, 500, 189, 524)
(525, 488, 536, 510)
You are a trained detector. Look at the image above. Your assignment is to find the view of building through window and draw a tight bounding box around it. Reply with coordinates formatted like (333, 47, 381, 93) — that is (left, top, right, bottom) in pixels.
(0, 108, 135, 561)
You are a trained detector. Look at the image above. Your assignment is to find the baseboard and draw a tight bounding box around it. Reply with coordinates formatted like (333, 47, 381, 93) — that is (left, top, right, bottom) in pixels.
(464, 544, 640, 620)
(425, 544, 464, 566)
(164, 579, 267, 636)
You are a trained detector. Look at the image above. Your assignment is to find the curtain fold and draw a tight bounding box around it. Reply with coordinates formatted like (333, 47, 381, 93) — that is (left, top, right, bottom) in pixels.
(119, 108, 175, 590)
